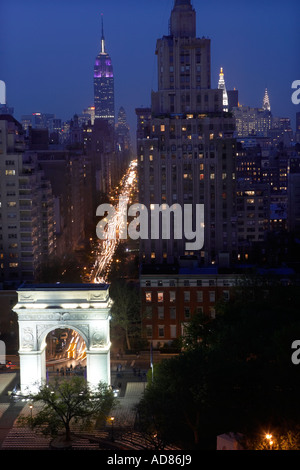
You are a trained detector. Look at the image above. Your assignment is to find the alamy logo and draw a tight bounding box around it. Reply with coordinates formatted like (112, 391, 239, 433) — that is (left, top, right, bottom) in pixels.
(96, 197, 204, 251)
(291, 80, 300, 105)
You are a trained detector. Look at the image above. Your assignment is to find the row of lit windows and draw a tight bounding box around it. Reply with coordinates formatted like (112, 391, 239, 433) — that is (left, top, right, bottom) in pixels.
(145, 290, 229, 303)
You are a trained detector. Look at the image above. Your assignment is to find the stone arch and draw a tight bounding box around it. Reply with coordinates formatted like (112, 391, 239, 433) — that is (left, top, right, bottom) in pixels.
(13, 283, 112, 394)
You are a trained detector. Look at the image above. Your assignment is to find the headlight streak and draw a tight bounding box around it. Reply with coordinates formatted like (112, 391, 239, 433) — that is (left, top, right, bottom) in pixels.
(91, 160, 137, 283)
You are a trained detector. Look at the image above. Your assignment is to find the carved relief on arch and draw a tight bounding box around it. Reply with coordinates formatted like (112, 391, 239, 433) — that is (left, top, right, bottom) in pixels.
(21, 327, 35, 351)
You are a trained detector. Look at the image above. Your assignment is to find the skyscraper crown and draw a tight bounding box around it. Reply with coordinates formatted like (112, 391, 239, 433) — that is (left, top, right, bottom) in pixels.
(170, 0, 195, 37)
(174, 0, 191, 5)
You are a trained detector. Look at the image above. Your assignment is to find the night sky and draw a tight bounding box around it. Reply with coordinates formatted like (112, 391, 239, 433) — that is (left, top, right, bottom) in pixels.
(1, 0, 299, 137)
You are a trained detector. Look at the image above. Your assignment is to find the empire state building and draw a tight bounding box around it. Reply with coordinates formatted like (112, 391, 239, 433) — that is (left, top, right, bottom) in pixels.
(94, 16, 115, 125)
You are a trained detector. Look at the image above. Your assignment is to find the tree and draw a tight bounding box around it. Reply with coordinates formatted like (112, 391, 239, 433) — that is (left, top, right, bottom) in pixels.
(136, 349, 215, 449)
(110, 280, 141, 350)
(37, 254, 83, 283)
(244, 426, 300, 450)
(136, 279, 300, 449)
(179, 310, 214, 351)
(19, 377, 116, 446)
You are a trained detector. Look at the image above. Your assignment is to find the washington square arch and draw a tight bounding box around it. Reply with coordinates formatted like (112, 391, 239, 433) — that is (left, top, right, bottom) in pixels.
(13, 282, 112, 394)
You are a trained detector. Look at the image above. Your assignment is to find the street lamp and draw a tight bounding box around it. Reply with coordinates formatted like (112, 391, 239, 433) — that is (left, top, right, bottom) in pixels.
(29, 404, 33, 429)
(265, 433, 273, 449)
(110, 416, 115, 442)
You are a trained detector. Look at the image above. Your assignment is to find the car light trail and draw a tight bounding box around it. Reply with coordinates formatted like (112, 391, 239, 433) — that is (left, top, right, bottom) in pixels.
(91, 160, 137, 283)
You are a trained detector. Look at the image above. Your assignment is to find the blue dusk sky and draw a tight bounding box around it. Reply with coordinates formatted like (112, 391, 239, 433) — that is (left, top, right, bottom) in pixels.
(0, 0, 299, 136)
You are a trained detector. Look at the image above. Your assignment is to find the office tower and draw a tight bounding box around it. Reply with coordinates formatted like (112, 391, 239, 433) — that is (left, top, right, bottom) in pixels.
(28, 127, 91, 255)
(93, 15, 115, 125)
(262, 88, 271, 112)
(83, 106, 95, 125)
(0, 116, 55, 283)
(227, 89, 239, 110)
(137, 0, 237, 267)
(233, 105, 272, 137)
(218, 68, 228, 112)
(115, 107, 131, 152)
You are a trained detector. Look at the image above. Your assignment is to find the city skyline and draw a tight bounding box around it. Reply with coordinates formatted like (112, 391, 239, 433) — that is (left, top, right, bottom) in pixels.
(1, 0, 299, 134)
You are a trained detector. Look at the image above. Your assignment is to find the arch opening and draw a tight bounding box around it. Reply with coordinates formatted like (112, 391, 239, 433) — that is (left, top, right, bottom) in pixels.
(45, 328, 87, 382)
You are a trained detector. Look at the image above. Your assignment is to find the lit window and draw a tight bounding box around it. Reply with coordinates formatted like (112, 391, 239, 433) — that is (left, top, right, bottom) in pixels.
(145, 292, 152, 302)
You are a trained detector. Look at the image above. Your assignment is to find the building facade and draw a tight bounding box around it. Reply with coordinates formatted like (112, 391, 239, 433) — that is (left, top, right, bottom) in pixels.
(0, 116, 55, 284)
(140, 265, 236, 347)
(137, 0, 237, 267)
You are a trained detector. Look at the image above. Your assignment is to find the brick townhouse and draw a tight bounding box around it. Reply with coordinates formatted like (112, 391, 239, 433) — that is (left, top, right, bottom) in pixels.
(140, 264, 237, 347)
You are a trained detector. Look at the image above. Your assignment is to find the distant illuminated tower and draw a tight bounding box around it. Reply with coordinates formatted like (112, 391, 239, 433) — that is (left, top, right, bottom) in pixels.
(262, 88, 271, 111)
(94, 15, 115, 125)
(218, 67, 228, 112)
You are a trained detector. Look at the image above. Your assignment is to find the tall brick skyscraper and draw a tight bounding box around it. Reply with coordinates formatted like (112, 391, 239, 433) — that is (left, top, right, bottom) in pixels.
(137, 0, 237, 267)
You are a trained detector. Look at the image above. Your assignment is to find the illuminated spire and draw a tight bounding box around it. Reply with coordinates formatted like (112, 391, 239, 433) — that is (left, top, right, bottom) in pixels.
(218, 67, 228, 112)
(94, 14, 115, 123)
(101, 13, 105, 54)
(262, 88, 271, 111)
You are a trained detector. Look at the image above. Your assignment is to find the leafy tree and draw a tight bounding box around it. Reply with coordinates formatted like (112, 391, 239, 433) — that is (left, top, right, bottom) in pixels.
(137, 349, 215, 449)
(179, 310, 214, 351)
(110, 280, 141, 350)
(19, 377, 116, 445)
(244, 426, 300, 450)
(136, 279, 300, 449)
(37, 254, 83, 283)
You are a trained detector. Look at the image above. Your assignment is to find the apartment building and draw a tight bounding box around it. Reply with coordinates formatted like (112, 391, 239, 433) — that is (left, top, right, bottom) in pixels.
(140, 265, 236, 347)
(0, 115, 55, 283)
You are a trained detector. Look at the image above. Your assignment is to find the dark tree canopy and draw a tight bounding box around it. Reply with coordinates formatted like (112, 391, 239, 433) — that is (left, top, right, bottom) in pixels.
(19, 377, 116, 445)
(136, 281, 300, 449)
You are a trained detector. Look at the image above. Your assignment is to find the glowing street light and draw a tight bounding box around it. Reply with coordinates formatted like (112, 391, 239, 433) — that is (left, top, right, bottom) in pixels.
(265, 433, 273, 449)
(110, 416, 115, 442)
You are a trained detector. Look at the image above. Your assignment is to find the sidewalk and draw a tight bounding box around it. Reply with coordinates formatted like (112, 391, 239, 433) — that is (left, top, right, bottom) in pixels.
(112, 382, 145, 427)
(0, 372, 24, 448)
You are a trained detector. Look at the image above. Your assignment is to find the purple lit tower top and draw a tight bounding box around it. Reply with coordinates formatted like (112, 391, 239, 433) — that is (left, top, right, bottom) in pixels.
(94, 14, 115, 125)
